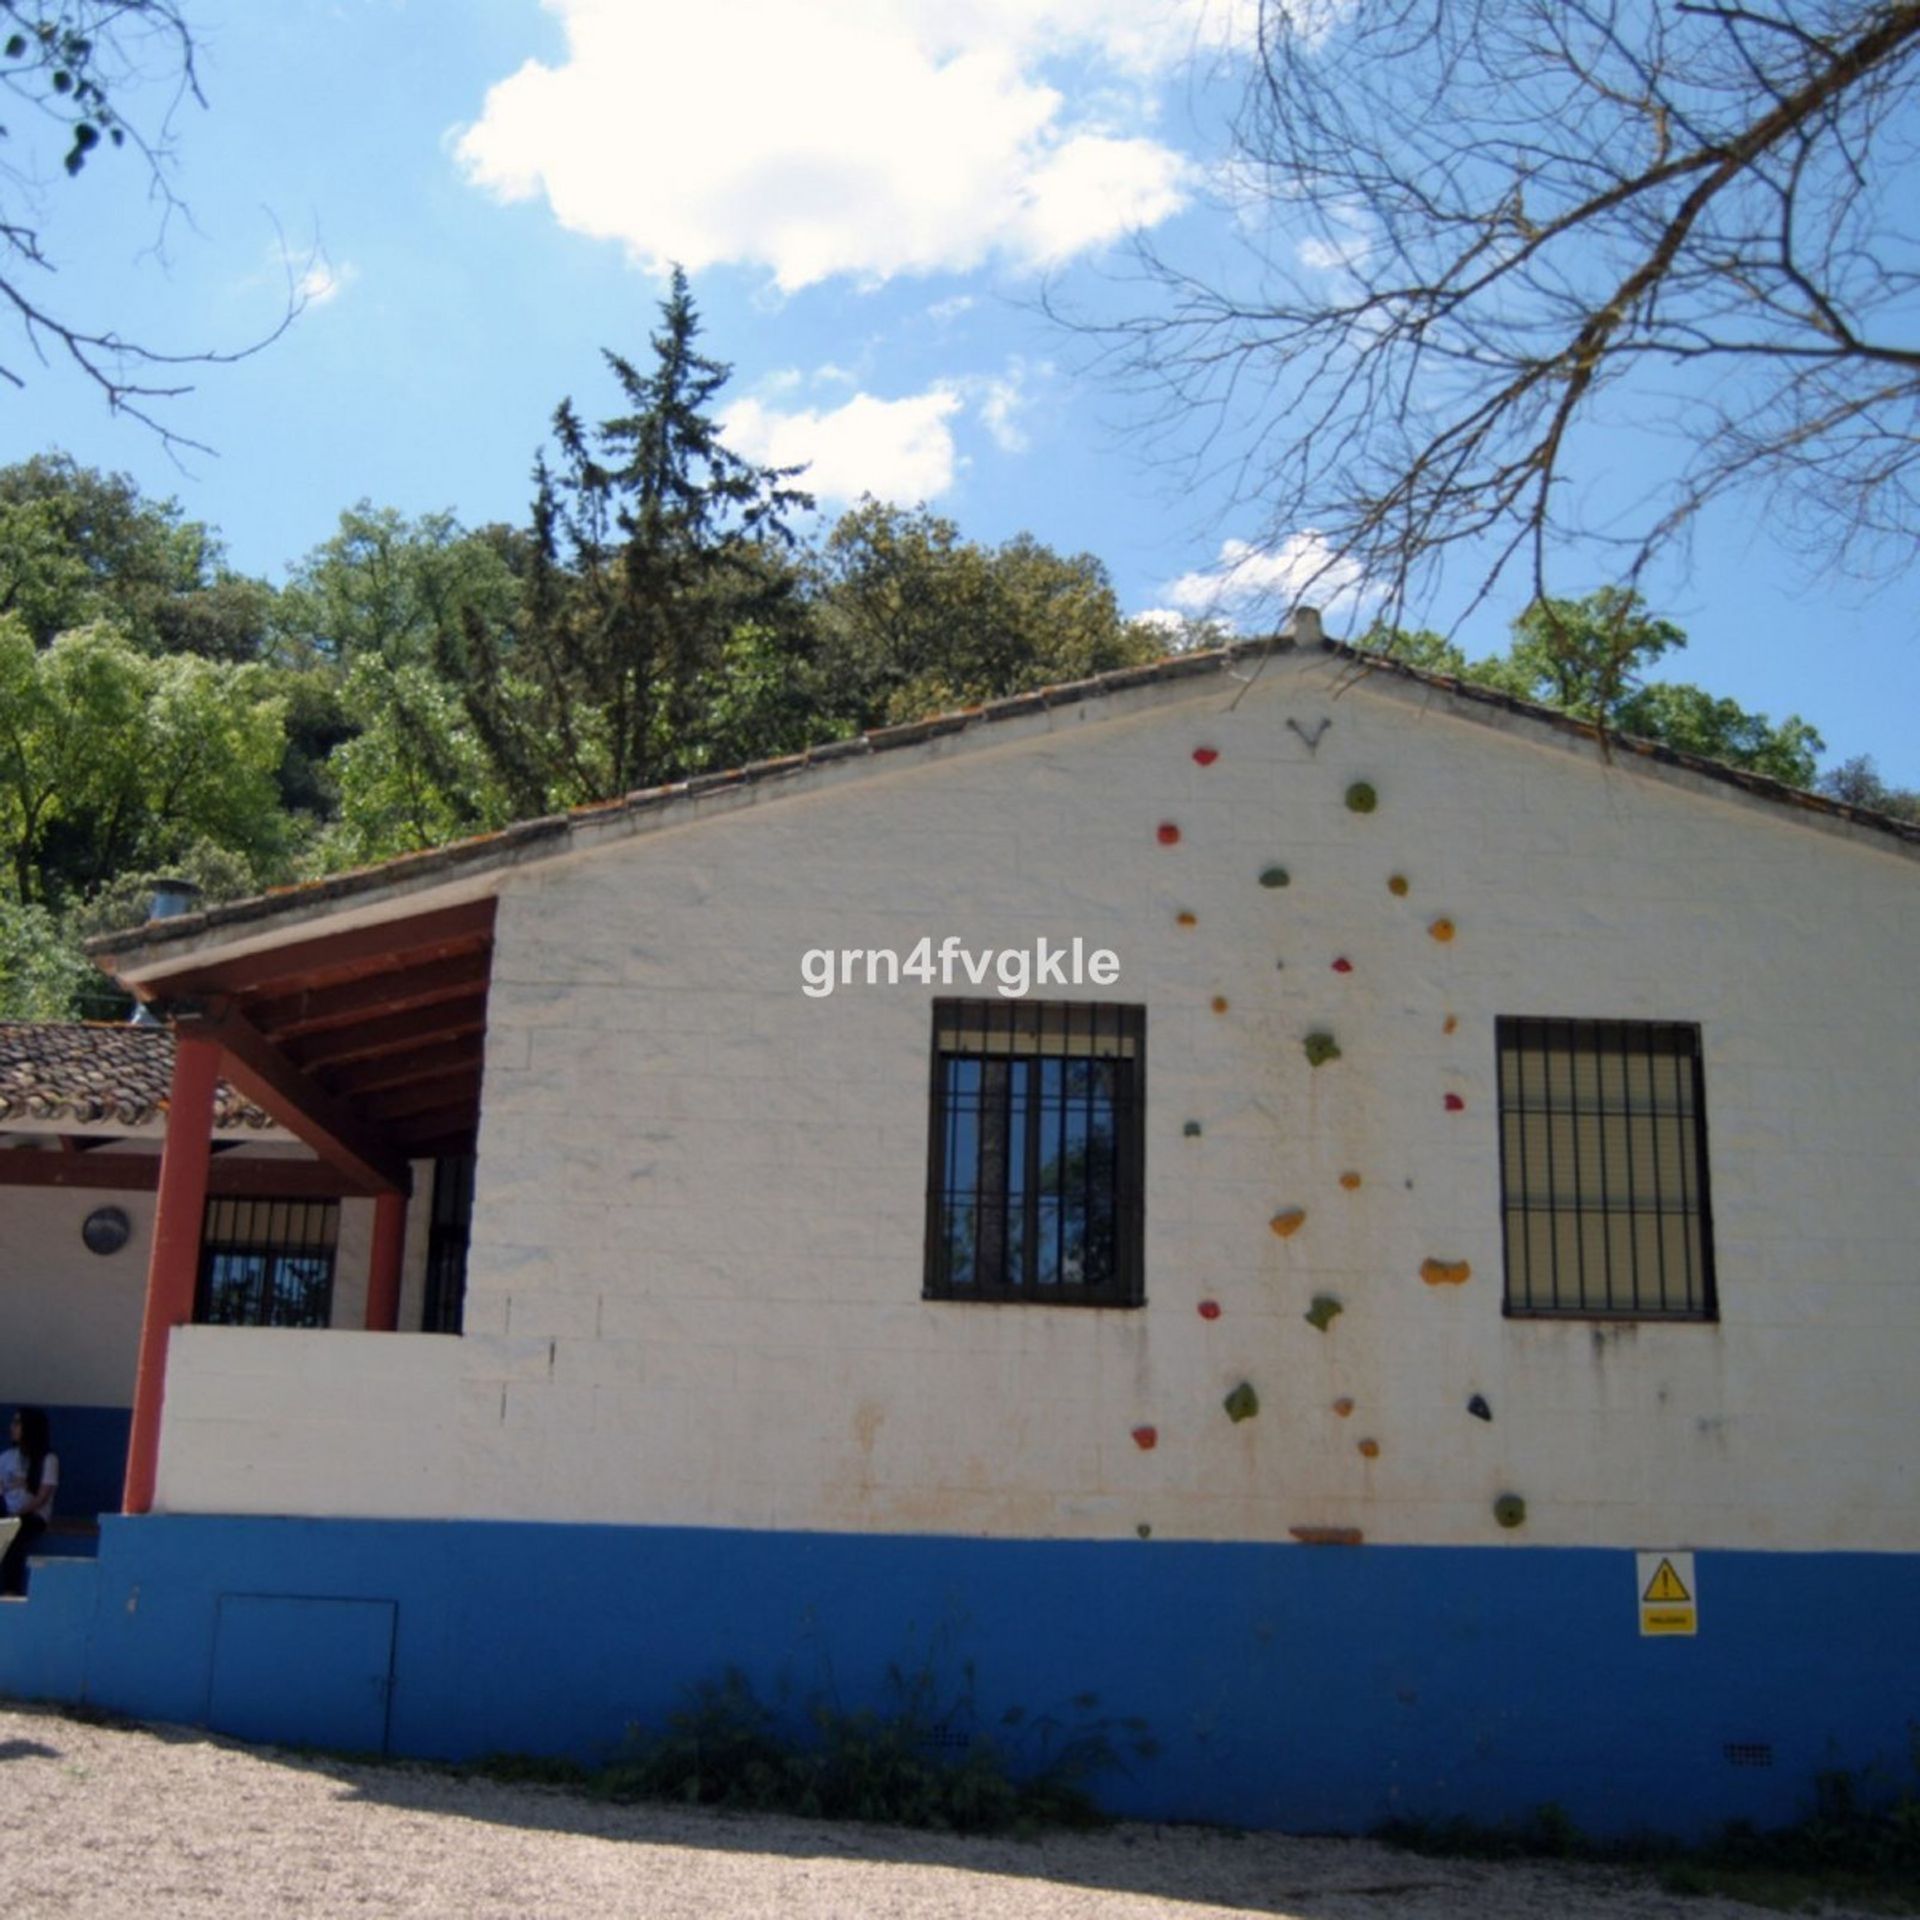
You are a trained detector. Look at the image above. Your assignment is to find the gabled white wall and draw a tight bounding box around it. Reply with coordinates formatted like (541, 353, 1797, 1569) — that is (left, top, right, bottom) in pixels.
(153, 652, 1920, 1550)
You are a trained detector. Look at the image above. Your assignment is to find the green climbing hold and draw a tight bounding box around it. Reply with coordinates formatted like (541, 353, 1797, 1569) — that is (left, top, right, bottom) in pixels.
(1493, 1493, 1527, 1530)
(1223, 1381, 1260, 1423)
(1183, 1119, 1203, 1137)
(1259, 865, 1291, 889)
(1303, 1031, 1342, 1068)
(1345, 781, 1378, 813)
(1303, 1294, 1343, 1331)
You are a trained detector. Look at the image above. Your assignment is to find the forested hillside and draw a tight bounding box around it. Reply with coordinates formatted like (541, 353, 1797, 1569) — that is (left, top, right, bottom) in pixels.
(2, 279, 1905, 1021)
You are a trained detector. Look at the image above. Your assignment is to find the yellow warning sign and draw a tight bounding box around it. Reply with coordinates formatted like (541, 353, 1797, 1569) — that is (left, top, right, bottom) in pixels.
(1636, 1551, 1698, 1636)
(1643, 1558, 1691, 1604)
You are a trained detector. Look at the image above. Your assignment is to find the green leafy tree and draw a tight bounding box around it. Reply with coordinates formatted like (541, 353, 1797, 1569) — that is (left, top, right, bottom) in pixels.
(0, 454, 275, 658)
(0, 896, 91, 1018)
(0, 617, 290, 907)
(1375, 588, 1824, 786)
(811, 500, 1159, 729)
(273, 504, 528, 864)
(440, 269, 815, 814)
(1820, 755, 1920, 823)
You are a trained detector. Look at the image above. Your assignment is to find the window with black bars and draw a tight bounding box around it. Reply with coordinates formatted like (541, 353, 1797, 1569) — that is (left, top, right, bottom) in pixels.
(196, 1197, 340, 1328)
(422, 1154, 475, 1335)
(1497, 1018, 1716, 1320)
(924, 1000, 1145, 1307)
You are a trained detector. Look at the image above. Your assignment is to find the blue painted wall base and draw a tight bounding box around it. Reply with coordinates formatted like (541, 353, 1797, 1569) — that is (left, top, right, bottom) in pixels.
(2, 1515, 1914, 1839)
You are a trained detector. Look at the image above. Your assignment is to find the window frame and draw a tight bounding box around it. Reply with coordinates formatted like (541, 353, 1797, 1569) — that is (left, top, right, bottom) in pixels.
(195, 1196, 341, 1329)
(1495, 1016, 1718, 1323)
(922, 998, 1147, 1309)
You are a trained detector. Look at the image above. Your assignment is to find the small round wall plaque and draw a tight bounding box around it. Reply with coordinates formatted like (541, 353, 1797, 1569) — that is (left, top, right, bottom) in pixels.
(82, 1205, 132, 1256)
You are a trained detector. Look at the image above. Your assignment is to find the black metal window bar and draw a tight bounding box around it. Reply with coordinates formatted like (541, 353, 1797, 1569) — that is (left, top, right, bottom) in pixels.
(1497, 1017, 1717, 1320)
(422, 1154, 476, 1335)
(196, 1197, 340, 1328)
(924, 1000, 1146, 1307)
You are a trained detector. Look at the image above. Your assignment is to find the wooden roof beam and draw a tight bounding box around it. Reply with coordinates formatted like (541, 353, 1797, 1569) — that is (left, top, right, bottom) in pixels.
(287, 996, 488, 1073)
(251, 952, 493, 1042)
(0, 1152, 375, 1197)
(166, 999, 411, 1195)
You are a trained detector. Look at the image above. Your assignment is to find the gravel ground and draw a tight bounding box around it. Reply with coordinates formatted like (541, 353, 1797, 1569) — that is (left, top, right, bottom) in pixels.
(0, 1702, 1849, 1920)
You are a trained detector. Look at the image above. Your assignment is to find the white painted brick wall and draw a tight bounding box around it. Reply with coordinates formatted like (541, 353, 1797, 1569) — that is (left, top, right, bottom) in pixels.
(155, 652, 1920, 1551)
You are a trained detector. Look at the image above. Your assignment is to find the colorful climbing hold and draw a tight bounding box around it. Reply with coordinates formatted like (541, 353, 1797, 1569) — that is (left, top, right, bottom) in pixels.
(1132, 1425, 1159, 1451)
(1429, 916, 1456, 943)
(1345, 781, 1378, 814)
(1444, 1092, 1466, 1112)
(1421, 1258, 1473, 1286)
(1304, 1294, 1343, 1332)
(1303, 1031, 1342, 1067)
(1332, 1397, 1354, 1418)
(1387, 874, 1409, 897)
(1211, 995, 1230, 1015)
(1223, 1382, 1260, 1423)
(1331, 956, 1353, 973)
(1157, 823, 1181, 846)
(1338, 1171, 1363, 1191)
(1270, 1207, 1306, 1238)
(1467, 1394, 1493, 1422)
(1197, 1299, 1222, 1321)
(1357, 1438, 1380, 1459)
(1259, 865, 1290, 889)
(1493, 1493, 1527, 1530)
(1176, 910, 1198, 927)
(1193, 746, 1220, 766)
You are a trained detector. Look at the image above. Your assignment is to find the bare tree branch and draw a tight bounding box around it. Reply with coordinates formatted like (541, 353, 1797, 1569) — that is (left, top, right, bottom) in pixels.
(1, 1, 296, 450)
(1089, 0, 1920, 627)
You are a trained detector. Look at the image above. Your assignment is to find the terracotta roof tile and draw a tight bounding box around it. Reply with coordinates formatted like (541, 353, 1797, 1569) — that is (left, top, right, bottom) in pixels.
(0, 1022, 271, 1131)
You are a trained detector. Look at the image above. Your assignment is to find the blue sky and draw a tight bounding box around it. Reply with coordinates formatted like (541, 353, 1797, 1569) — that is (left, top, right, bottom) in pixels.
(6, 0, 1916, 782)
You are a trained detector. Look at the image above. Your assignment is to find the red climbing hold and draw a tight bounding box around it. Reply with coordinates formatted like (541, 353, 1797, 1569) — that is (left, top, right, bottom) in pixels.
(1132, 1425, 1159, 1450)
(1157, 823, 1181, 845)
(1444, 1092, 1466, 1112)
(1192, 747, 1220, 766)
(1197, 1300, 1222, 1321)
(1331, 956, 1353, 973)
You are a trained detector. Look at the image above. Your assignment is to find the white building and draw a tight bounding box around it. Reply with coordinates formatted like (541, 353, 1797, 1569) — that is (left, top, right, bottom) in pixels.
(3, 619, 1915, 1837)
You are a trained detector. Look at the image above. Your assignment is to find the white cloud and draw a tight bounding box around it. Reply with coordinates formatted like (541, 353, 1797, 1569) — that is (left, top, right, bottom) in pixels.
(1164, 532, 1366, 620)
(968, 357, 1049, 453)
(456, 0, 1214, 290)
(723, 386, 966, 503)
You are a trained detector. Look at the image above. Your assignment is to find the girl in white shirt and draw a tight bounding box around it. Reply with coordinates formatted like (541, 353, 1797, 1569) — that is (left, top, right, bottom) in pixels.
(0, 1407, 57, 1596)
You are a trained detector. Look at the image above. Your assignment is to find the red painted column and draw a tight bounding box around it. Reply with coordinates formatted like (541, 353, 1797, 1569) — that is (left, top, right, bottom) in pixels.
(364, 1188, 407, 1332)
(123, 1033, 221, 1516)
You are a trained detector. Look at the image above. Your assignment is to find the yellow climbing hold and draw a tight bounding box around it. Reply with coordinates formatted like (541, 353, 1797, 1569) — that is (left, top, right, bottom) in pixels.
(1338, 1171, 1362, 1191)
(1421, 1258, 1472, 1286)
(1429, 917, 1456, 943)
(1270, 1208, 1306, 1238)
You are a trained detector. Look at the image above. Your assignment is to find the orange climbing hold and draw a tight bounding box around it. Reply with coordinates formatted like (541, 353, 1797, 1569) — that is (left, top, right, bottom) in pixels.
(1387, 874, 1409, 897)
(1443, 1014, 1458, 1035)
(1421, 1258, 1472, 1286)
(1211, 995, 1230, 1014)
(1429, 917, 1456, 942)
(1176, 910, 1197, 927)
(1270, 1208, 1306, 1238)
(1358, 1438, 1380, 1459)
(1339, 1171, 1362, 1191)
(1332, 1397, 1354, 1418)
